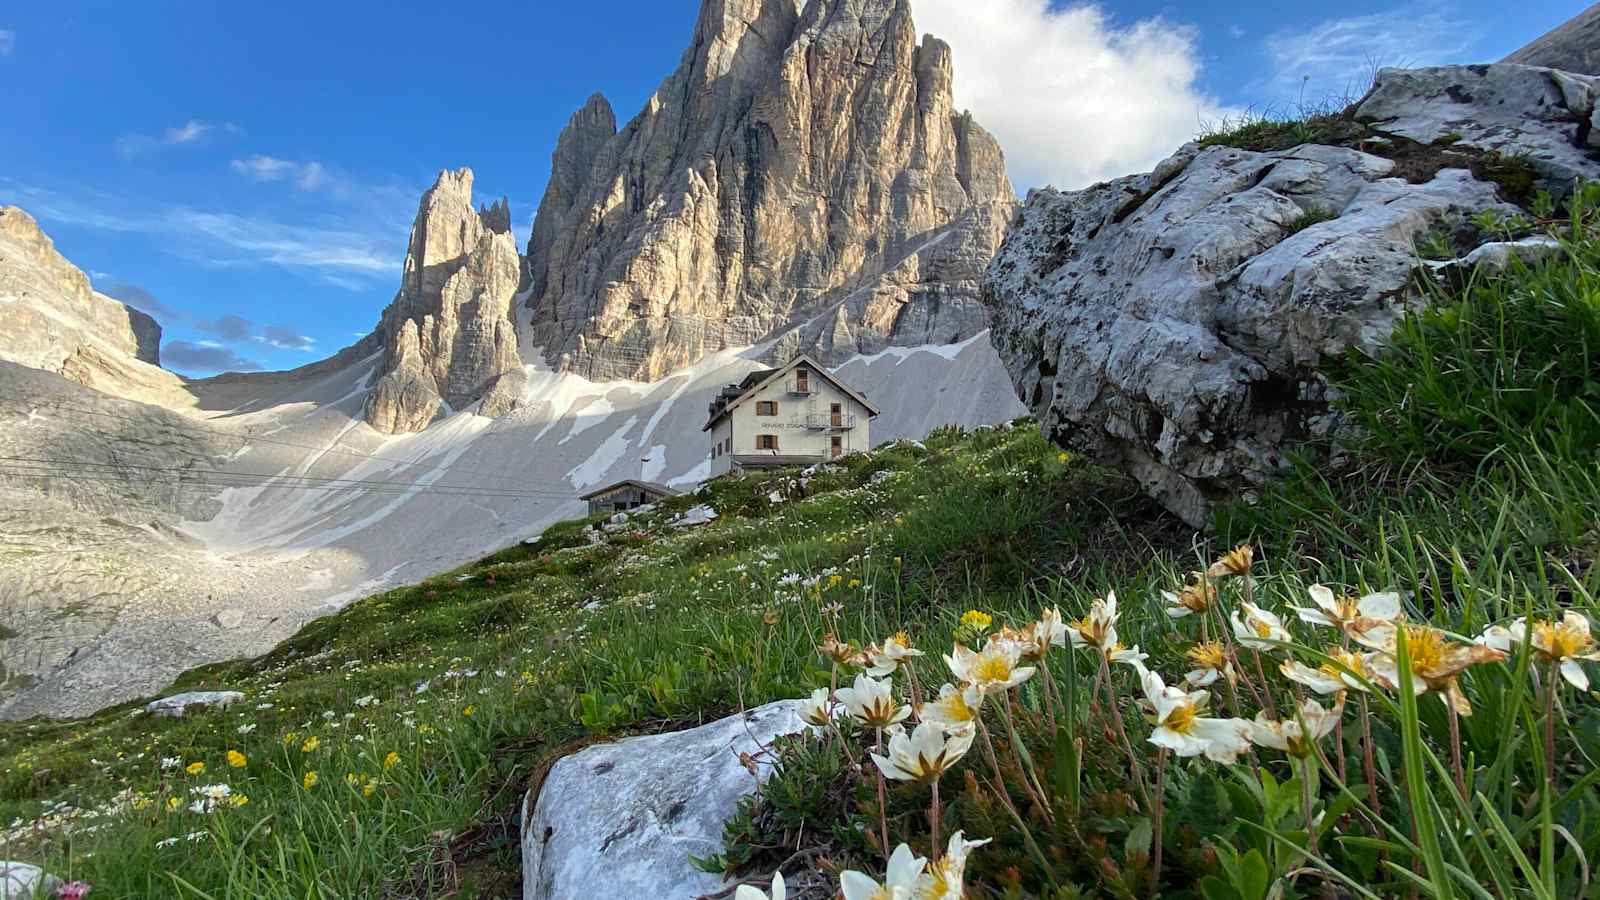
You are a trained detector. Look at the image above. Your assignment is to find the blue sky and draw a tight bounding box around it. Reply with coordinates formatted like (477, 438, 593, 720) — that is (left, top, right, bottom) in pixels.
(0, 0, 1576, 375)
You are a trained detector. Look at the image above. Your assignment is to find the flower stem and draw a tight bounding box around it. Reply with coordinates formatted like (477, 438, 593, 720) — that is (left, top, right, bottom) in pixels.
(1544, 659, 1560, 794)
(1251, 648, 1278, 718)
(1100, 656, 1150, 809)
(929, 776, 942, 863)
(874, 726, 889, 860)
(1001, 693, 1053, 823)
(1359, 692, 1380, 825)
(1038, 660, 1061, 733)
(976, 716, 1023, 822)
(1151, 748, 1168, 898)
(1446, 698, 1467, 802)
(1301, 756, 1318, 855)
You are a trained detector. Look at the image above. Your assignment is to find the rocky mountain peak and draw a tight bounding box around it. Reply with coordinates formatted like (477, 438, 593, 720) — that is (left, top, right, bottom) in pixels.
(520, 0, 1016, 381)
(363, 168, 525, 434)
(0, 206, 186, 403)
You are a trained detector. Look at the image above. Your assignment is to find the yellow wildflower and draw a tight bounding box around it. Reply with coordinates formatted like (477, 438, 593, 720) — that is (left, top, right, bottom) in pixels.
(226, 750, 247, 769)
(302, 770, 319, 790)
(185, 762, 205, 776)
(959, 610, 993, 632)
(230, 794, 250, 808)
(463, 705, 475, 717)
(383, 751, 401, 771)
(363, 780, 378, 798)
(301, 736, 321, 753)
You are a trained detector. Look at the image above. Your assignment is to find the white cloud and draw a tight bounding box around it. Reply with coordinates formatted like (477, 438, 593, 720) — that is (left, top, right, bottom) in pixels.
(115, 119, 238, 157)
(913, 0, 1232, 190)
(3, 180, 400, 279)
(0, 30, 15, 56)
(1259, 3, 1481, 106)
(230, 155, 296, 181)
(1229, 25, 1246, 39)
(231, 156, 339, 193)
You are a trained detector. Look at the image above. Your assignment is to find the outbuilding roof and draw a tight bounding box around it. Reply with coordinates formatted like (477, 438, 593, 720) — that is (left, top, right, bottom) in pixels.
(577, 479, 681, 501)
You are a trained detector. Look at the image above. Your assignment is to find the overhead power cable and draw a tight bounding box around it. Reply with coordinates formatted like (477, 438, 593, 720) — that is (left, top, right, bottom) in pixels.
(0, 396, 588, 496)
(0, 455, 579, 501)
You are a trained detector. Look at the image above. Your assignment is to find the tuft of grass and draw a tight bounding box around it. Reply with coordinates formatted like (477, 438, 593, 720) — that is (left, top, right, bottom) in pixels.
(1284, 205, 1336, 236)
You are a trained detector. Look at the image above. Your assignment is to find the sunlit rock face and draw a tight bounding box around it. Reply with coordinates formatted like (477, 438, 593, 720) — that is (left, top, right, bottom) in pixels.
(0, 206, 187, 405)
(1502, 5, 1600, 76)
(520, 0, 1017, 381)
(364, 169, 525, 434)
(984, 64, 1600, 526)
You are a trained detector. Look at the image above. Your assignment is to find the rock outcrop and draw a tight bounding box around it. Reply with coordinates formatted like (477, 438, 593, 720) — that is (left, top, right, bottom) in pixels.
(984, 64, 1600, 526)
(1503, 5, 1600, 75)
(0, 206, 189, 406)
(521, 0, 1016, 381)
(363, 169, 525, 434)
(522, 700, 807, 899)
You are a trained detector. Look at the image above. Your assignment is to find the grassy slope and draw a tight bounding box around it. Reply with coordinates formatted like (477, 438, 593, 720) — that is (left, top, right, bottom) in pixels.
(0, 422, 1187, 896)
(4, 188, 1600, 898)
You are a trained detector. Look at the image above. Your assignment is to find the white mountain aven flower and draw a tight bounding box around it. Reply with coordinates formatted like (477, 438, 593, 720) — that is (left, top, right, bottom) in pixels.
(1480, 612, 1600, 690)
(1249, 697, 1345, 758)
(1231, 601, 1291, 651)
(1184, 642, 1236, 688)
(871, 721, 975, 782)
(1280, 648, 1374, 695)
(944, 641, 1035, 696)
(917, 831, 992, 900)
(1294, 585, 1402, 638)
(1066, 591, 1120, 653)
(1136, 666, 1251, 763)
(798, 688, 834, 727)
(917, 682, 982, 735)
(1163, 578, 1217, 618)
(734, 871, 783, 900)
(1362, 624, 1505, 715)
(865, 633, 924, 676)
(835, 673, 912, 729)
(840, 842, 927, 900)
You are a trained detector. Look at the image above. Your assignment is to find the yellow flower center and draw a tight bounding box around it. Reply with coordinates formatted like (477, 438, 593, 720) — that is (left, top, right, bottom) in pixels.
(973, 653, 1013, 685)
(1534, 620, 1591, 660)
(1165, 702, 1198, 734)
(1403, 626, 1447, 673)
(1254, 621, 1273, 639)
(1188, 642, 1228, 670)
(1334, 596, 1361, 622)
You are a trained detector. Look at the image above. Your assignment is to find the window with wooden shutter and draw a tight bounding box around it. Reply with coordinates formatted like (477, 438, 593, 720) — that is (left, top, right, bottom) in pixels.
(757, 434, 779, 451)
(756, 401, 778, 416)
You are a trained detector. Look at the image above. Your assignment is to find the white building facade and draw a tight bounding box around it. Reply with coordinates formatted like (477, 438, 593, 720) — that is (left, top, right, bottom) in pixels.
(704, 355, 878, 478)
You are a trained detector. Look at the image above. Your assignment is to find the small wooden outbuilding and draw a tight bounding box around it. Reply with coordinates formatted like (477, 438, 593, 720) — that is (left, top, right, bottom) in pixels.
(579, 480, 680, 516)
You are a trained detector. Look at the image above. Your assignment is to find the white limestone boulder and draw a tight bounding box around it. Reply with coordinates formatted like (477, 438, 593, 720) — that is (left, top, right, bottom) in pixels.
(146, 690, 244, 718)
(521, 700, 807, 900)
(983, 63, 1600, 526)
(0, 861, 59, 900)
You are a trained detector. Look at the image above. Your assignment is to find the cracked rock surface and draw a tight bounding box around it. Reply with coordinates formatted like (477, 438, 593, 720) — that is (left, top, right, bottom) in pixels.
(983, 64, 1600, 526)
(522, 700, 806, 899)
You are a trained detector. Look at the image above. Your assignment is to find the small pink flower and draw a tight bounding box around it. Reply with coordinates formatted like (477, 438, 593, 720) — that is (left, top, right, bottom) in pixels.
(56, 882, 92, 900)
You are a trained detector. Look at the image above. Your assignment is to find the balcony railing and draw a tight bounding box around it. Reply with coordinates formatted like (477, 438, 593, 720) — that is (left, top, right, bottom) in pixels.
(805, 413, 856, 430)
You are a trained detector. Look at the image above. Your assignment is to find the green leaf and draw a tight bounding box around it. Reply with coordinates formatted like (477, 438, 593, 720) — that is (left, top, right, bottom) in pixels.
(1238, 848, 1270, 900)
(1200, 875, 1240, 900)
(1124, 816, 1153, 858)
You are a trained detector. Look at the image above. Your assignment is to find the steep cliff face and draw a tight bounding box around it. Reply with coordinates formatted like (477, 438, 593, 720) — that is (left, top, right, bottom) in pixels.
(1503, 5, 1600, 75)
(0, 206, 187, 405)
(363, 169, 525, 434)
(521, 0, 1016, 381)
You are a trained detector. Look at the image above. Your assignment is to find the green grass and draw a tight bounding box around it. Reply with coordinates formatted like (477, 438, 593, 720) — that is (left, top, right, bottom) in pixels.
(4, 191, 1600, 898)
